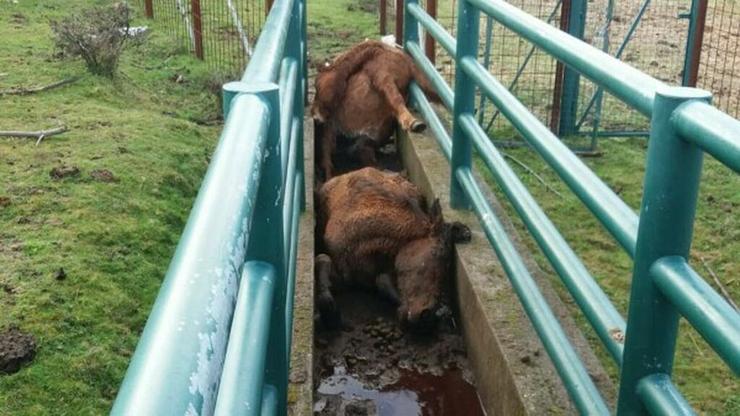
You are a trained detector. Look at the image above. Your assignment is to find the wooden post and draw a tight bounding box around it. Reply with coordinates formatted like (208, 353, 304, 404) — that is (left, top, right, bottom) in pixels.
(380, 0, 387, 35)
(683, 0, 708, 87)
(144, 0, 153, 18)
(267, 0, 274, 16)
(395, 0, 404, 43)
(550, 0, 570, 133)
(191, 0, 204, 60)
(425, 0, 437, 64)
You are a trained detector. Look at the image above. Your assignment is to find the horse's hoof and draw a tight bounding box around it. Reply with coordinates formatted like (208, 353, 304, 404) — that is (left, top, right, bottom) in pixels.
(410, 119, 427, 133)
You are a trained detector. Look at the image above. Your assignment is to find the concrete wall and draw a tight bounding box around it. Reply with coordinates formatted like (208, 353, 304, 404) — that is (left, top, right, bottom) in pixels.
(397, 128, 616, 415)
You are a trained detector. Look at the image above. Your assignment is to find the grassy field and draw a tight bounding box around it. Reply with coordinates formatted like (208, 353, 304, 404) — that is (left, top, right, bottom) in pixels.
(1, 0, 737, 414)
(477, 131, 740, 414)
(0, 1, 221, 414)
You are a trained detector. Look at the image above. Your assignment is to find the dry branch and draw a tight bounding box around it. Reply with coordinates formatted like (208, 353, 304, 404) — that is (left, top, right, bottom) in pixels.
(0, 126, 67, 146)
(502, 152, 563, 198)
(0, 77, 80, 96)
(698, 255, 739, 311)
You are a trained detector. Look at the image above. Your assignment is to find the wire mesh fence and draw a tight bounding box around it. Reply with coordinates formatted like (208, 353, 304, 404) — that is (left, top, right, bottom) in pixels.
(700, 0, 739, 118)
(131, 0, 267, 77)
(402, 0, 738, 143)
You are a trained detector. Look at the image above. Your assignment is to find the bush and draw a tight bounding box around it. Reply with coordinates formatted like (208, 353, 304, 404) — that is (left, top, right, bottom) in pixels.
(50, 3, 132, 78)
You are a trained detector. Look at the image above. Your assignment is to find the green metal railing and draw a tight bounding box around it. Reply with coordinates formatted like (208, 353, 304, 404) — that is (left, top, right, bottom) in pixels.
(404, 0, 739, 414)
(111, 0, 306, 414)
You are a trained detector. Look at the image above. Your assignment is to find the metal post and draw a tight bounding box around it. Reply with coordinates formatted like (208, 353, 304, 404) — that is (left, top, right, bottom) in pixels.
(245, 83, 288, 411)
(682, 0, 708, 87)
(144, 0, 154, 18)
(396, 0, 404, 44)
(296, 0, 306, 211)
(478, 15, 494, 125)
(617, 86, 711, 415)
(558, 0, 587, 137)
(425, 0, 437, 65)
(450, 0, 480, 208)
(191, 0, 204, 60)
(403, 0, 419, 46)
(380, 0, 388, 35)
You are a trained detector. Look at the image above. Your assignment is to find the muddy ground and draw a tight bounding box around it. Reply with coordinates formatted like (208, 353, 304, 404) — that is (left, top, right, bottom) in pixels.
(314, 290, 484, 416)
(0, 326, 36, 375)
(312, 139, 485, 416)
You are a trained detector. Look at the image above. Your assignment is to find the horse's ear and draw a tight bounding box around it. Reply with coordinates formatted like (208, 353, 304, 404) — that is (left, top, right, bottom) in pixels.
(430, 198, 443, 228)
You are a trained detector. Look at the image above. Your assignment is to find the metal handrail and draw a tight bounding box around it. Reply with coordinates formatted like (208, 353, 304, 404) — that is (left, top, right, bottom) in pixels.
(111, 0, 306, 414)
(403, 0, 740, 414)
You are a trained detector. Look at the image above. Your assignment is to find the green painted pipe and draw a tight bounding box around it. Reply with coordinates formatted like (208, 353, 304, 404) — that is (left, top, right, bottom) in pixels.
(461, 56, 639, 256)
(409, 83, 452, 160)
(407, 3, 457, 57)
(111, 91, 272, 416)
(455, 166, 610, 415)
(213, 261, 276, 416)
(652, 256, 740, 374)
(617, 86, 711, 415)
(406, 41, 454, 110)
(672, 101, 740, 173)
(461, 113, 626, 364)
(637, 374, 696, 416)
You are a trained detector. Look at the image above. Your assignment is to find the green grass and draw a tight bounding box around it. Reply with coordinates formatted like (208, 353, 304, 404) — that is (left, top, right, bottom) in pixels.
(0, 1, 222, 414)
(308, 0, 378, 67)
(476, 130, 740, 415)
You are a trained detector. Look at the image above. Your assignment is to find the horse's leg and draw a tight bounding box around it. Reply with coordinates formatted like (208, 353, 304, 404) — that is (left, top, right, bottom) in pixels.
(316, 253, 342, 329)
(375, 273, 401, 305)
(320, 125, 337, 180)
(347, 135, 378, 167)
(369, 72, 427, 133)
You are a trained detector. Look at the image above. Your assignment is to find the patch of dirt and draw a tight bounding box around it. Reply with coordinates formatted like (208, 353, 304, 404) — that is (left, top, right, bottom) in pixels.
(0, 326, 37, 375)
(10, 13, 27, 25)
(0, 197, 10, 208)
(314, 292, 484, 416)
(49, 165, 80, 179)
(90, 168, 118, 183)
(53, 268, 66, 281)
(347, 1, 377, 14)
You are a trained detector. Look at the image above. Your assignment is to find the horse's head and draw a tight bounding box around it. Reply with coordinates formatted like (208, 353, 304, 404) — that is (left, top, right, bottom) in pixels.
(395, 199, 470, 332)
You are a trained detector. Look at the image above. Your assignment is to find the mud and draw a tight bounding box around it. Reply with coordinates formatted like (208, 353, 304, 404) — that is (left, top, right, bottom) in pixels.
(49, 165, 80, 180)
(0, 326, 37, 375)
(90, 168, 119, 183)
(314, 292, 484, 416)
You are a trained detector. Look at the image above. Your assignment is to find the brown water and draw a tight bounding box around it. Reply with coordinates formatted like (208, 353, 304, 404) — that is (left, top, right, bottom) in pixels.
(317, 367, 484, 416)
(314, 291, 486, 416)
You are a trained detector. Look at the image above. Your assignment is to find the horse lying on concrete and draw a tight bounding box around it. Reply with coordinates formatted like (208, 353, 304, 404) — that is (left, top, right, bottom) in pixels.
(315, 167, 471, 332)
(312, 40, 440, 181)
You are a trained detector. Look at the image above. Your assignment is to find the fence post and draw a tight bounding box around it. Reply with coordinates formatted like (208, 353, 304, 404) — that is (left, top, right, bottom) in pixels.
(396, 0, 404, 44)
(380, 0, 387, 35)
(550, 0, 570, 133)
(557, 0, 587, 137)
(425, 0, 437, 65)
(450, 0, 479, 209)
(403, 0, 418, 45)
(144, 0, 153, 18)
(682, 0, 708, 87)
(244, 82, 288, 412)
(191, 0, 204, 60)
(616, 86, 711, 415)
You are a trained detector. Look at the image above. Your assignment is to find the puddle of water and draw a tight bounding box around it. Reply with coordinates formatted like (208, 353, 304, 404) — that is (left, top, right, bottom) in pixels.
(317, 366, 485, 416)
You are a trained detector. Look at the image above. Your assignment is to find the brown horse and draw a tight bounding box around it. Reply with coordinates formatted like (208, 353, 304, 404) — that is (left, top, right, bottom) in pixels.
(315, 167, 470, 332)
(312, 41, 440, 181)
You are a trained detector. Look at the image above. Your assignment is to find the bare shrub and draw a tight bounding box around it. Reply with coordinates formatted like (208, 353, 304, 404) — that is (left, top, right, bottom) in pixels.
(50, 3, 132, 78)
